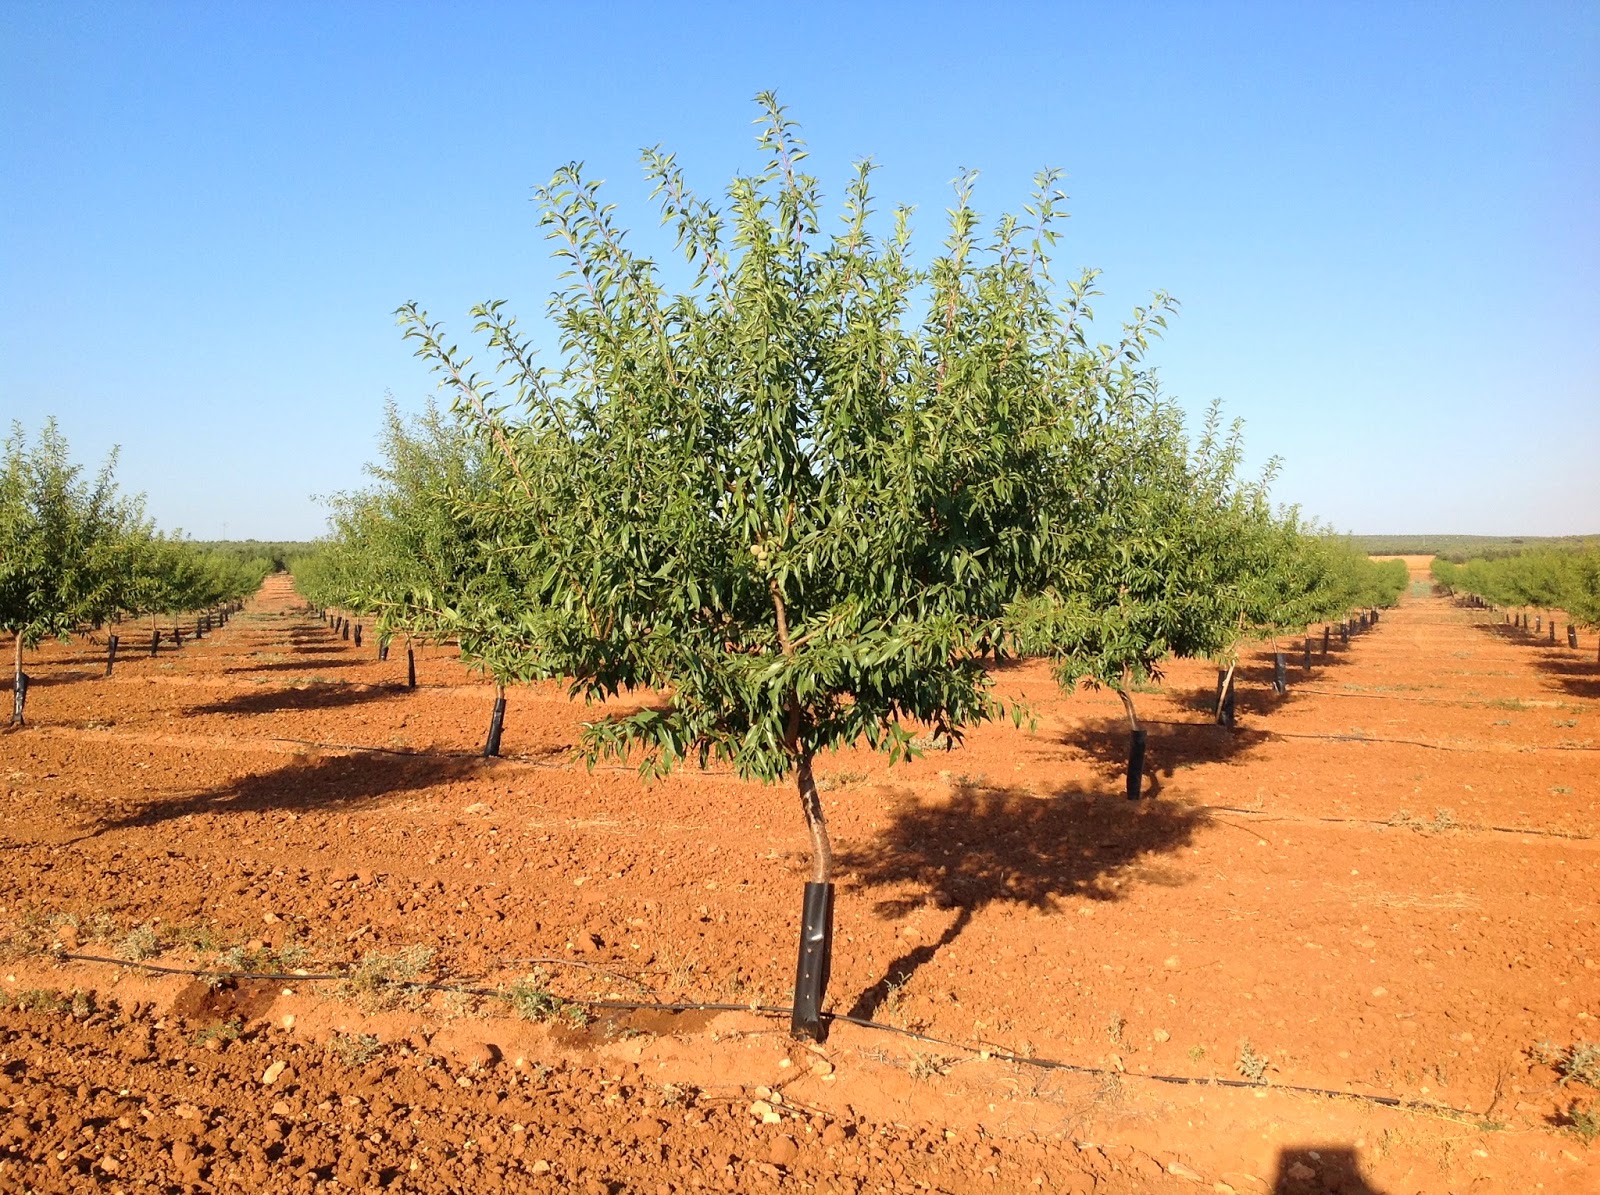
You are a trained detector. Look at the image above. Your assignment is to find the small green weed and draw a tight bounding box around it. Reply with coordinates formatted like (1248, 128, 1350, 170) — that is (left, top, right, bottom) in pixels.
(194, 1018, 243, 1047)
(1, 988, 68, 1013)
(1237, 1039, 1269, 1082)
(342, 945, 434, 1011)
(329, 1032, 385, 1067)
(507, 973, 566, 1022)
(1568, 1102, 1599, 1145)
(906, 1051, 951, 1080)
(114, 924, 161, 962)
(1559, 1042, 1600, 1087)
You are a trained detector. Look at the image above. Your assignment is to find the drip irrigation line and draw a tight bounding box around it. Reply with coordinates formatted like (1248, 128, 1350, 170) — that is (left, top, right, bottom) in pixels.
(1142, 719, 1598, 754)
(47, 951, 1483, 1121)
(1202, 806, 1596, 842)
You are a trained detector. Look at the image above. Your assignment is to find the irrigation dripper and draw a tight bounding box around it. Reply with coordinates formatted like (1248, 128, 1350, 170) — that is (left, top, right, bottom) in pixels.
(790, 880, 835, 1042)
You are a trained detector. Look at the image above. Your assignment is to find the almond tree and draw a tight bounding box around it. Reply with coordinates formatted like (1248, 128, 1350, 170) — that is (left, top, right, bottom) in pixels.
(309, 399, 526, 746)
(0, 420, 134, 724)
(399, 96, 1189, 1037)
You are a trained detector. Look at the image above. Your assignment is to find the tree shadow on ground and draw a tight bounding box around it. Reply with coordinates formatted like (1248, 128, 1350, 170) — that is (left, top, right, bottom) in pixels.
(1065, 715, 1274, 800)
(85, 751, 483, 838)
(1478, 623, 1600, 700)
(1273, 1147, 1385, 1193)
(837, 782, 1205, 1020)
(222, 658, 366, 675)
(187, 683, 405, 717)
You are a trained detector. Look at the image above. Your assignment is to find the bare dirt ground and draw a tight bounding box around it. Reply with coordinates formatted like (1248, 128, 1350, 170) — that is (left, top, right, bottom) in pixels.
(2, 566, 1598, 1194)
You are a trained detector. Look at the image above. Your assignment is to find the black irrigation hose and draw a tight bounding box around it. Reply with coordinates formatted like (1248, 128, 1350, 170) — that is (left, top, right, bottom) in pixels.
(1205, 805, 1598, 842)
(50, 951, 1483, 1121)
(1290, 687, 1594, 709)
(1144, 719, 1599, 754)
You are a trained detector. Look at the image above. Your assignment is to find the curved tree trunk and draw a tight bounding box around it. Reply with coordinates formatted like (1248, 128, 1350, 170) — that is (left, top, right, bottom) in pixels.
(1115, 687, 1146, 800)
(795, 748, 833, 885)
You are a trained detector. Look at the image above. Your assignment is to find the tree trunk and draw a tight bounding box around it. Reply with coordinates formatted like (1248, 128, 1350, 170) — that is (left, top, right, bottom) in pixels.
(1114, 689, 1145, 800)
(11, 635, 26, 727)
(795, 748, 833, 884)
(1215, 662, 1237, 727)
(483, 684, 507, 758)
(791, 744, 835, 1041)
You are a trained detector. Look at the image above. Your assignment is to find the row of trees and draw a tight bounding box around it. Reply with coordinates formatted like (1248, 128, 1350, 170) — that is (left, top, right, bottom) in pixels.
(1, 419, 269, 725)
(1432, 548, 1600, 628)
(298, 98, 1404, 1037)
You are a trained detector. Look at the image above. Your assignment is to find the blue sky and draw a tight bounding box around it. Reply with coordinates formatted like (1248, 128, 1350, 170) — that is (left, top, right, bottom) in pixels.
(2, 1, 1596, 539)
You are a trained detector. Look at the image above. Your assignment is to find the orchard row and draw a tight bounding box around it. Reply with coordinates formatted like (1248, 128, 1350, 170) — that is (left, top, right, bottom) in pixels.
(1, 419, 273, 725)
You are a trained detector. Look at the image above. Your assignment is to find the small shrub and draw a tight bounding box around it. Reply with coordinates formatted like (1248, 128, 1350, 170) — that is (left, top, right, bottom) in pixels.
(1569, 1102, 1599, 1145)
(2, 988, 67, 1013)
(194, 1018, 243, 1047)
(1187, 1045, 1206, 1063)
(342, 945, 435, 1011)
(329, 1032, 385, 1067)
(114, 925, 161, 962)
(906, 1052, 951, 1080)
(507, 974, 565, 1022)
(1531, 1040, 1562, 1066)
(1559, 1042, 1600, 1088)
(1237, 1039, 1269, 1082)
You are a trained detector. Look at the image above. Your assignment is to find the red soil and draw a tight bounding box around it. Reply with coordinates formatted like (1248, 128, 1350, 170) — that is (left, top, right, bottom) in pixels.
(2, 571, 1598, 1193)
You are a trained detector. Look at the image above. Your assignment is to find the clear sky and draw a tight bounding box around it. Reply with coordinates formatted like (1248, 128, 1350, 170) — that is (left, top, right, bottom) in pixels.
(2, 1, 1596, 540)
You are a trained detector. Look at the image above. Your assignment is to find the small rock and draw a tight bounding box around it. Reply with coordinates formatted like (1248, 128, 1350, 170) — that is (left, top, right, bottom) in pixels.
(261, 1061, 287, 1085)
(1163, 956, 1180, 968)
(461, 1042, 500, 1070)
(769, 1136, 799, 1167)
(464, 803, 491, 815)
(530, 1159, 551, 1174)
(749, 1100, 774, 1118)
(1153, 1029, 1170, 1043)
(1369, 987, 1387, 999)
(1167, 1160, 1204, 1181)
(822, 1124, 847, 1147)
(1286, 1161, 1316, 1182)
(635, 1118, 666, 1140)
(813, 1059, 834, 1076)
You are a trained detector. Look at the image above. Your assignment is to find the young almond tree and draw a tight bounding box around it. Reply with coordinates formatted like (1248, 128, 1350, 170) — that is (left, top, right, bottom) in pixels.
(0, 420, 134, 724)
(315, 399, 530, 746)
(401, 96, 1179, 1037)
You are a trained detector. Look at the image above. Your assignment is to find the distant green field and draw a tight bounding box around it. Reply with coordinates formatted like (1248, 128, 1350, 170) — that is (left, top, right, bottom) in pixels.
(1350, 534, 1599, 562)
